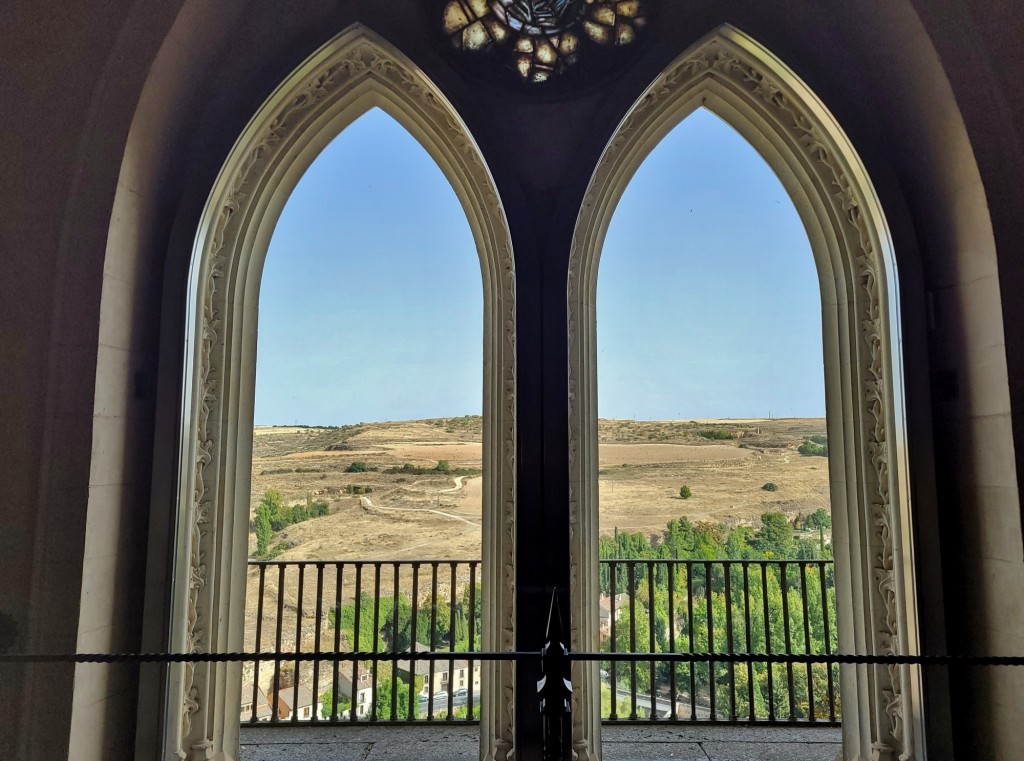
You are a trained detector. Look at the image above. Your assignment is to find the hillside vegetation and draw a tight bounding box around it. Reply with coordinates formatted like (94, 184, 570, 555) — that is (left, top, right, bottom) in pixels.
(247, 415, 830, 563)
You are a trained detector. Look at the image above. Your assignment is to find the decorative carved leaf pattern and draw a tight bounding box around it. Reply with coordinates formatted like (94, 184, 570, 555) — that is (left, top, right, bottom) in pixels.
(182, 33, 517, 759)
(568, 34, 909, 760)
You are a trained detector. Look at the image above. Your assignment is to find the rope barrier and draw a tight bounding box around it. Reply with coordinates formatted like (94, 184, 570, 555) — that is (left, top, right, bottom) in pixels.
(0, 651, 527, 665)
(2, 650, 1023, 666)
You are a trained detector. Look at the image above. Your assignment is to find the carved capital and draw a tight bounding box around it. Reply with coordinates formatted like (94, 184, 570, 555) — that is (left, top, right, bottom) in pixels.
(189, 741, 215, 761)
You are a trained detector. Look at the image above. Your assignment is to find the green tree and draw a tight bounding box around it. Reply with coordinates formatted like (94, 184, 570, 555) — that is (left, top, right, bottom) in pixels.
(795, 538, 820, 559)
(753, 512, 794, 557)
(259, 488, 284, 520)
(319, 687, 350, 718)
(679, 485, 692, 499)
(460, 583, 483, 645)
(331, 593, 383, 649)
(288, 502, 309, 524)
(805, 508, 832, 530)
(306, 493, 330, 517)
(612, 605, 657, 694)
(798, 438, 828, 456)
(373, 672, 414, 719)
(725, 525, 755, 559)
(256, 488, 286, 538)
(254, 503, 273, 556)
(691, 522, 724, 559)
(698, 429, 734, 440)
(595, 509, 841, 721)
(453, 606, 469, 647)
(346, 461, 369, 472)
(381, 594, 414, 650)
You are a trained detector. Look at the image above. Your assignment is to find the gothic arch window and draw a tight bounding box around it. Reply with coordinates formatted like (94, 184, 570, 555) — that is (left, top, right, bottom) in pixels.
(568, 26, 921, 761)
(594, 105, 832, 724)
(169, 26, 516, 761)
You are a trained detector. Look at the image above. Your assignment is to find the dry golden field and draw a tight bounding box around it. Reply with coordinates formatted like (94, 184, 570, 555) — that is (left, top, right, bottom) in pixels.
(247, 415, 830, 562)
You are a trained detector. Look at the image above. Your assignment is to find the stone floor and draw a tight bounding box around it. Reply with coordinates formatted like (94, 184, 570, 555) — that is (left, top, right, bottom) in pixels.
(240, 724, 842, 760)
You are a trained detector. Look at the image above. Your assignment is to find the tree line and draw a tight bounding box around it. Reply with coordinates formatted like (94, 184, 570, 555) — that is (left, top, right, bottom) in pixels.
(328, 585, 482, 654)
(252, 488, 331, 558)
(600, 508, 833, 584)
(598, 511, 838, 721)
(318, 584, 484, 719)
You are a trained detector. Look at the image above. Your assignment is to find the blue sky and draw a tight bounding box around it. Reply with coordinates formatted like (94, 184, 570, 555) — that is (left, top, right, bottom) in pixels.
(597, 109, 824, 419)
(254, 107, 824, 426)
(254, 110, 481, 425)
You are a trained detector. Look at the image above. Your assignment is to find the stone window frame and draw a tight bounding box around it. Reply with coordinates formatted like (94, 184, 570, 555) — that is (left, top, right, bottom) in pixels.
(567, 26, 922, 761)
(167, 25, 516, 761)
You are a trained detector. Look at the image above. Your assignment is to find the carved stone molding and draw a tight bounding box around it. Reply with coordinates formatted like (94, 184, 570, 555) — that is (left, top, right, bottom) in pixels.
(567, 27, 917, 761)
(175, 26, 516, 761)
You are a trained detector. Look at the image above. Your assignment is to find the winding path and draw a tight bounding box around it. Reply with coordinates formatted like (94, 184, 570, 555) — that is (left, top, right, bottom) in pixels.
(439, 475, 469, 492)
(359, 494, 480, 528)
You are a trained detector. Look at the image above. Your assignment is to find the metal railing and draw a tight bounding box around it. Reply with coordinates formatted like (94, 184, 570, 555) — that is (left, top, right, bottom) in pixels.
(242, 559, 481, 725)
(241, 558, 838, 726)
(600, 559, 838, 725)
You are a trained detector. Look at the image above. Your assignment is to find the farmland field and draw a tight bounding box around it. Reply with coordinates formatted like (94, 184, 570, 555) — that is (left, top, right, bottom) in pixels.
(247, 415, 830, 564)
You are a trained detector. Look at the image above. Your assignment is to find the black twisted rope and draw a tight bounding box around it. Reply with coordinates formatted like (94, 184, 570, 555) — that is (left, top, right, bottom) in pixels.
(0, 650, 521, 664)
(574, 652, 1024, 666)
(1, 650, 1022, 666)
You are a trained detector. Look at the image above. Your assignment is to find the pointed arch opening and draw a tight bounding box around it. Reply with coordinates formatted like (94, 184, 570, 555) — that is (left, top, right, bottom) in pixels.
(568, 26, 920, 761)
(167, 26, 516, 761)
(243, 106, 488, 726)
(595, 105, 837, 728)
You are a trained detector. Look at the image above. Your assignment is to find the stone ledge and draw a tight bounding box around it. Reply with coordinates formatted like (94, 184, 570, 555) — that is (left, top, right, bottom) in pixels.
(240, 724, 842, 760)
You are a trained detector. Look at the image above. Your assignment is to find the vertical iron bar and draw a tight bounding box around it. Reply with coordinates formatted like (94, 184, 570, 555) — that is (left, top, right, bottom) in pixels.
(272, 564, 285, 724)
(350, 563, 363, 723)
(292, 563, 304, 724)
(609, 559, 618, 721)
(761, 562, 775, 722)
(780, 562, 796, 720)
(705, 561, 715, 720)
(800, 562, 815, 721)
(370, 563, 382, 721)
(391, 562, 400, 721)
(686, 561, 696, 721)
(428, 562, 439, 720)
(468, 561, 477, 720)
(667, 562, 677, 721)
(409, 563, 420, 721)
(724, 561, 736, 720)
(820, 561, 836, 722)
(742, 562, 755, 721)
(627, 561, 638, 720)
(332, 563, 343, 722)
(448, 562, 457, 720)
(647, 562, 656, 720)
(251, 563, 266, 724)
(312, 562, 324, 722)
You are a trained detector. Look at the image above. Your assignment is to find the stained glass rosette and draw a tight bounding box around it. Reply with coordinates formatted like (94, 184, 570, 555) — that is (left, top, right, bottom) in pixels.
(443, 0, 647, 82)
